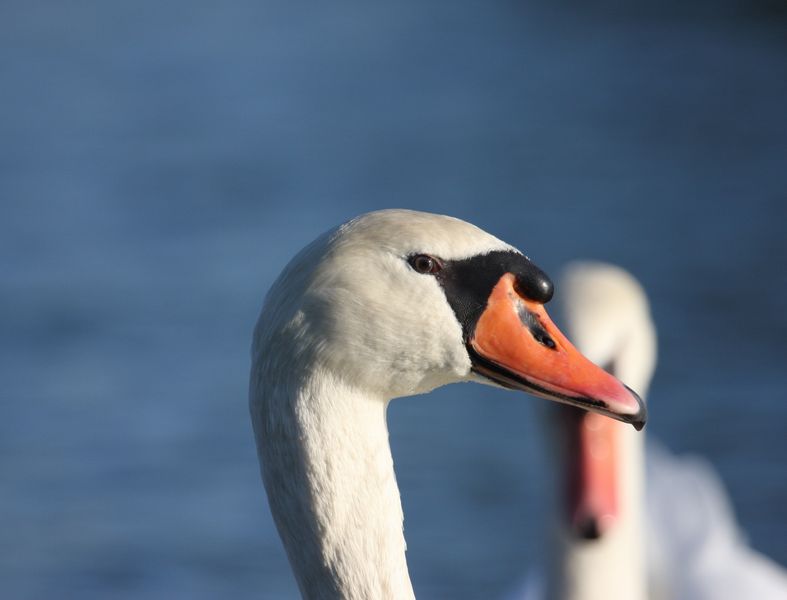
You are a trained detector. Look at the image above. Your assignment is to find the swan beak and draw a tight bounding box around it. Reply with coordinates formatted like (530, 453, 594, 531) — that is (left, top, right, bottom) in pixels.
(562, 409, 620, 539)
(468, 273, 646, 430)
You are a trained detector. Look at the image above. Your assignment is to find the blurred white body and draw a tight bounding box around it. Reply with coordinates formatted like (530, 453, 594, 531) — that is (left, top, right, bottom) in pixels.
(645, 440, 787, 600)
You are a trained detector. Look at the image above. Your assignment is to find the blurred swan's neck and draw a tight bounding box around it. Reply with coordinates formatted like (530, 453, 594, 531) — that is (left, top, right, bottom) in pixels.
(251, 370, 414, 600)
(548, 425, 647, 600)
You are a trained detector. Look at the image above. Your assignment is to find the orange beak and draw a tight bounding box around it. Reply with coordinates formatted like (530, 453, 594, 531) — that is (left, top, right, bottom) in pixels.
(468, 274, 646, 429)
(562, 409, 620, 539)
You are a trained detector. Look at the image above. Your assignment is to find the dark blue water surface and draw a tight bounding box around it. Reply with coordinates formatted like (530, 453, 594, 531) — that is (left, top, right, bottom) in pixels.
(2, 1, 785, 598)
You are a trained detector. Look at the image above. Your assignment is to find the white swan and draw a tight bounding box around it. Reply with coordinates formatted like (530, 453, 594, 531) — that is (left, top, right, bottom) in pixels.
(542, 262, 654, 600)
(249, 211, 645, 600)
(509, 261, 787, 600)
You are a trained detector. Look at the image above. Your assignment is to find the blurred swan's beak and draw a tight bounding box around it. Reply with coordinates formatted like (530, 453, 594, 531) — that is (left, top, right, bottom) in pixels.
(561, 408, 620, 539)
(468, 274, 646, 430)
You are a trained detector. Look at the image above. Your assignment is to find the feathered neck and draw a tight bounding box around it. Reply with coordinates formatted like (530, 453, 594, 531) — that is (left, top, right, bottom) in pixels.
(250, 364, 415, 600)
(545, 422, 647, 600)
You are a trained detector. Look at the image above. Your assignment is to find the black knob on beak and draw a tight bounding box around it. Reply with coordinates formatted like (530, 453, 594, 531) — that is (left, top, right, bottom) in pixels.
(515, 263, 554, 304)
(574, 515, 602, 541)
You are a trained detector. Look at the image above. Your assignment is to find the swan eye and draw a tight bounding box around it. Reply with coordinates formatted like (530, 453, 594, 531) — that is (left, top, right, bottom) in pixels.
(409, 254, 442, 274)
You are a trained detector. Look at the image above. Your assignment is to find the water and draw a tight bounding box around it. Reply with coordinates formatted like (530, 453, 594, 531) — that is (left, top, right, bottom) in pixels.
(2, 1, 785, 598)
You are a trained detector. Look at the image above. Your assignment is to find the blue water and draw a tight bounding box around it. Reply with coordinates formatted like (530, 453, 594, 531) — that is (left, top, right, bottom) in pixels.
(2, 1, 785, 598)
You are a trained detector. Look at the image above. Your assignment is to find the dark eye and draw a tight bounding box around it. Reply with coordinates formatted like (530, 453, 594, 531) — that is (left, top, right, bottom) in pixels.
(408, 254, 442, 274)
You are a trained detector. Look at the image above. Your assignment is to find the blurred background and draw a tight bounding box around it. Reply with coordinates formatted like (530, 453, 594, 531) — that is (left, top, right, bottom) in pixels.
(2, 1, 785, 598)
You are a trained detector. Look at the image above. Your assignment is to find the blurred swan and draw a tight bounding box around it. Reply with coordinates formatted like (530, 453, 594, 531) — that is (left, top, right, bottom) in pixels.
(249, 212, 645, 600)
(507, 261, 787, 600)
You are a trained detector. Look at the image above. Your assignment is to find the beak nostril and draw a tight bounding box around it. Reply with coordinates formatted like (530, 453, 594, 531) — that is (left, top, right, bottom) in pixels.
(535, 332, 557, 349)
(515, 304, 558, 350)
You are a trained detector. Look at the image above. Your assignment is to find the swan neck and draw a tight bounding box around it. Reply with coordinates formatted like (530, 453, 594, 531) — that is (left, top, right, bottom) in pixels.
(547, 425, 647, 600)
(251, 370, 414, 600)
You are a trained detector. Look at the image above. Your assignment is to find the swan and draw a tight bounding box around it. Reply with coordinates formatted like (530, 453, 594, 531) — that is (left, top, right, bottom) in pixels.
(540, 262, 654, 600)
(509, 261, 787, 600)
(249, 210, 646, 600)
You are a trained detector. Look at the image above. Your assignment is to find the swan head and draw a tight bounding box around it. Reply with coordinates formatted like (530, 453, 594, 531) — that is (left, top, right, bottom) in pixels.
(553, 261, 657, 539)
(560, 261, 657, 397)
(253, 210, 646, 427)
